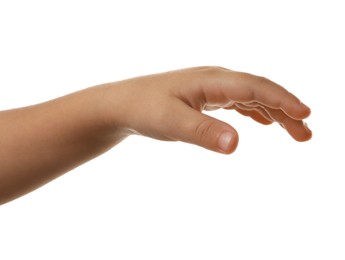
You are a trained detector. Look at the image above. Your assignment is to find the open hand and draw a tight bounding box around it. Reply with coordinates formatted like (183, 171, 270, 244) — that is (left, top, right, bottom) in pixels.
(105, 66, 312, 154)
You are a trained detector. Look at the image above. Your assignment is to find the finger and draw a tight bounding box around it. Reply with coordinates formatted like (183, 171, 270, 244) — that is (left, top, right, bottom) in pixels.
(204, 102, 273, 125)
(167, 101, 239, 154)
(235, 102, 312, 141)
(200, 68, 311, 120)
(232, 72, 311, 120)
(234, 102, 274, 123)
(265, 107, 312, 141)
(234, 107, 273, 125)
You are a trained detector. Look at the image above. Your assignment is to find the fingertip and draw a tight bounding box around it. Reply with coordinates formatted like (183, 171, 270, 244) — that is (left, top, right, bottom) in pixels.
(284, 101, 311, 120)
(290, 122, 313, 142)
(300, 101, 310, 110)
(304, 130, 312, 141)
(280, 95, 312, 120)
(299, 102, 312, 118)
(301, 122, 313, 141)
(294, 130, 312, 142)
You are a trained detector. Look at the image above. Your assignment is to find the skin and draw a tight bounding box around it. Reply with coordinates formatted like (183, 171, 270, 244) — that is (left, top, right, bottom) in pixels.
(0, 66, 312, 205)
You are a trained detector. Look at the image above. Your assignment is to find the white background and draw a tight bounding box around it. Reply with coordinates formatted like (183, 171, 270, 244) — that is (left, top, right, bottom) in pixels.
(0, 0, 344, 259)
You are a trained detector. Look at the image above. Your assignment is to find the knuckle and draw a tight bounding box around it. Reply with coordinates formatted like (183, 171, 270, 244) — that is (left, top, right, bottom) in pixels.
(193, 66, 227, 76)
(194, 119, 217, 144)
(255, 75, 270, 85)
(203, 66, 226, 74)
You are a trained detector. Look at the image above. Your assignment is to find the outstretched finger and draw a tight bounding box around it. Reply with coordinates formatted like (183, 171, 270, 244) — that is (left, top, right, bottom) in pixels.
(200, 68, 311, 120)
(264, 107, 312, 141)
(234, 102, 273, 123)
(234, 106, 273, 125)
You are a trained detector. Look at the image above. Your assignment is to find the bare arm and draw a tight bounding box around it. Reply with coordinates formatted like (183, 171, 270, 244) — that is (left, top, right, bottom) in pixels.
(0, 67, 312, 205)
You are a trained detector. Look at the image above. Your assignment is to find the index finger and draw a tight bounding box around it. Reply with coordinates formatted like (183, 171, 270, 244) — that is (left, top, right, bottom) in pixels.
(202, 68, 311, 120)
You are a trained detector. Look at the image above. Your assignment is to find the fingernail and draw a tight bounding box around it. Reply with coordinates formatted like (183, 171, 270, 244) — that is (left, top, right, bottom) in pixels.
(218, 132, 233, 153)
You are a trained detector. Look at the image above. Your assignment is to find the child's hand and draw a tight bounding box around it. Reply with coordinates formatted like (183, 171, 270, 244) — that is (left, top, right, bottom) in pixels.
(105, 66, 312, 154)
(0, 66, 312, 204)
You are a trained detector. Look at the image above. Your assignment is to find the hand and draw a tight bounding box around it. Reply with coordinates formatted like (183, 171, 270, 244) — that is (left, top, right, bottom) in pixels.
(0, 66, 312, 204)
(104, 66, 312, 154)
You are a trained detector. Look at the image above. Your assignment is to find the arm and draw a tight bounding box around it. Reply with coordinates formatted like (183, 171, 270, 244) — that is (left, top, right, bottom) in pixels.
(0, 66, 312, 205)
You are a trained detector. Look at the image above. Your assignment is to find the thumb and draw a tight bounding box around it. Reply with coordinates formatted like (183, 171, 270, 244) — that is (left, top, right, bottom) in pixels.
(171, 104, 239, 154)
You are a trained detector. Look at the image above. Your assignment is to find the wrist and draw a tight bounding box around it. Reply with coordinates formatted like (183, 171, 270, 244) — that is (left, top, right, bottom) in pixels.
(94, 82, 134, 138)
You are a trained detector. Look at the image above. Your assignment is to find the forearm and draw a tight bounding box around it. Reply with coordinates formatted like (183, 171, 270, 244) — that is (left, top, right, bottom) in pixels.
(0, 84, 130, 204)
